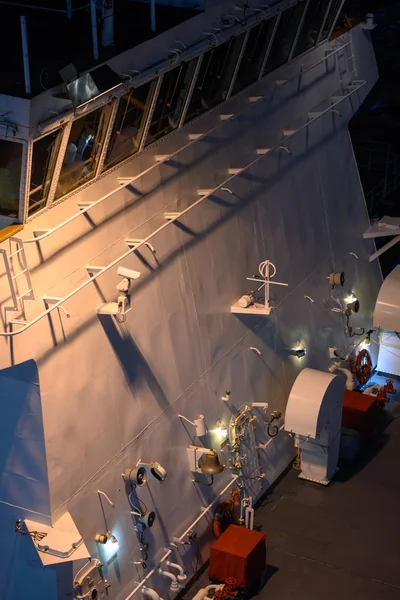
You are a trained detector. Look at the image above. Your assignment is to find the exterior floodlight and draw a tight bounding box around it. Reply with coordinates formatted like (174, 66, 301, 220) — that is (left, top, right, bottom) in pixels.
(122, 460, 167, 486)
(345, 294, 360, 316)
(215, 421, 228, 440)
(178, 414, 207, 436)
(290, 341, 306, 358)
(328, 272, 345, 287)
(95, 530, 118, 547)
(130, 508, 156, 529)
(122, 466, 147, 487)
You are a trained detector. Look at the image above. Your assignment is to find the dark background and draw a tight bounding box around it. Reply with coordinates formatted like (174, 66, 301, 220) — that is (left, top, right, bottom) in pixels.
(344, 0, 400, 275)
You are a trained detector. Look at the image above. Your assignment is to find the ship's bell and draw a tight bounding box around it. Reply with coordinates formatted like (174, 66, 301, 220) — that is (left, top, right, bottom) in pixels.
(200, 449, 224, 475)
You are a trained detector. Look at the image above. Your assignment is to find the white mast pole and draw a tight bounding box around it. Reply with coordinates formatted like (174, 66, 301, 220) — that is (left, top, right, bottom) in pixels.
(66, 0, 72, 19)
(20, 16, 31, 96)
(150, 0, 156, 32)
(90, 0, 99, 60)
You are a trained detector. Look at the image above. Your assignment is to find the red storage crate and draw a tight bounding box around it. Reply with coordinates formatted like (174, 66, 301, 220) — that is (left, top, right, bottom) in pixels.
(342, 390, 380, 441)
(209, 524, 266, 590)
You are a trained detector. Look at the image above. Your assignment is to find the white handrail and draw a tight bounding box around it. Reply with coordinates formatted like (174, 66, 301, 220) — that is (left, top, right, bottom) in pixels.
(0, 80, 366, 338)
(23, 41, 351, 244)
(122, 475, 239, 600)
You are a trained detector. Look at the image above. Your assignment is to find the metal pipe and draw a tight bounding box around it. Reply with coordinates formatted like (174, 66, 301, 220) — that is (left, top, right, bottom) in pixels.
(90, 0, 99, 61)
(0, 79, 365, 338)
(66, 0, 72, 19)
(24, 40, 351, 245)
(165, 560, 186, 580)
(150, 0, 156, 32)
(121, 476, 239, 600)
(20, 16, 31, 96)
(102, 0, 114, 47)
(158, 569, 179, 592)
(369, 235, 400, 262)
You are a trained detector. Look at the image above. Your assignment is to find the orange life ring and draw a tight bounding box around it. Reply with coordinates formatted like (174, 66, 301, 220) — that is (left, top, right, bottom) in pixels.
(212, 491, 240, 538)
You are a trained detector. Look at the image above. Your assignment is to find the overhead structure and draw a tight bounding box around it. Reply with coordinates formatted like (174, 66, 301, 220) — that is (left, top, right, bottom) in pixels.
(363, 216, 400, 262)
(285, 368, 345, 485)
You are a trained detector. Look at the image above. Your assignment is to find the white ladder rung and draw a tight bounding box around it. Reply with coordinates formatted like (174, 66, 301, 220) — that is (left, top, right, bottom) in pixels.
(283, 130, 296, 136)
(86, 265, 105, 274)
(12, 269, 27, 280)
(256, 148, 270, 155)
(16, 290, 32, 300)
(118, 177, 134, 184)
(220, 114, 234, 121)
(10, 320, 29, 325)
(8, 248, 24, 258)
(188, 133, 203, 140)
(197, 189, 214, 196)
(164, 212, 182, 220)
(155, 154, 171, 162)
(276, 80, 288, 86)
(308, 112, 322, 119)
(227, 168, 243, 175)
(249, 96, 262, 103)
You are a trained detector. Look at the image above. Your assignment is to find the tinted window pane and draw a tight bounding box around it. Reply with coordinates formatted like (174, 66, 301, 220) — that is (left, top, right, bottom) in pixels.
(28, 129, 63, 216)
(145, 60, 197, 146)
(293, 0, 332, 57)
(320, 0, 342, 40)
(233, 17, 277, 95)
(185, 34, 246, 124)
(104, 81, 154, 169)
(264, 3, 306, 75)
(55, 105, 111, 199)
(0, 139, 22, 218)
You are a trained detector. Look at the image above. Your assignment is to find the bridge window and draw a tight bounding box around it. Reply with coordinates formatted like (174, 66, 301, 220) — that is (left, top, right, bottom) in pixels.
(184, 34, 246, 124)
(103, 81, 155, 170)
(28, 128, 63, 217)
(293, 0, 333, 58)
(55, 104, 112, 199)
(264, 3, 306, 75)
(233, 17, 278, 96)
(0, 139, 22, 219)
(145, 59, 197, 146)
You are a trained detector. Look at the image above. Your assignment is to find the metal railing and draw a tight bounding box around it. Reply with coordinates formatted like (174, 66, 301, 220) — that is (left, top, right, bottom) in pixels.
(23, 40, 352, 245)
(0, 79, 366, 338)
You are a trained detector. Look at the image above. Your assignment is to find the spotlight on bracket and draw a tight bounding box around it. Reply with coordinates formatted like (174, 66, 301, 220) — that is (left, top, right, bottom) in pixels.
(289, 341, 306, 358)
(345, 293, 360, 316)
(178, 414, 207, 436)
(328, 272, 345, 287)
(122, 460, 167, 487)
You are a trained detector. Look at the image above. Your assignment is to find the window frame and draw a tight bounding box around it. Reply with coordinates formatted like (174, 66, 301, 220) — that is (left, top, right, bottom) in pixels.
(0, 134, 28, 224)
(318, 0, 345, 42)
(258, 13, 282, 80)
(23, 1, 341, 222)
(288, 0, 312, 62)
(24, 125, 67, 220)
(100, 78, 160, 173)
